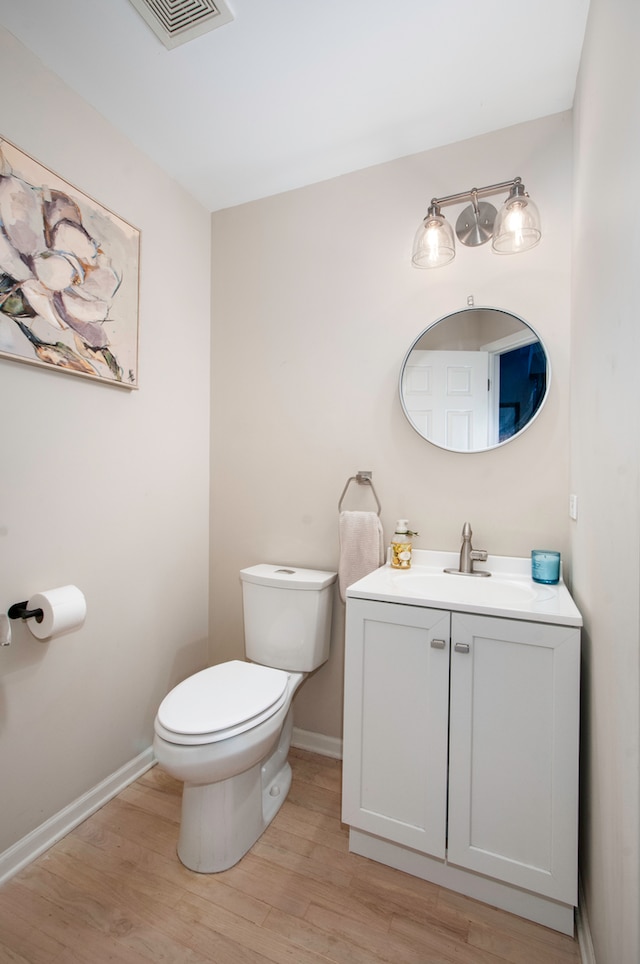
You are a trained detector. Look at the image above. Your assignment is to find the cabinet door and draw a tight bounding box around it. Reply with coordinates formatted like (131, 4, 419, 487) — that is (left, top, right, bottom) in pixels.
(448, 613, 580, 903)
(342, 599, 450, 857)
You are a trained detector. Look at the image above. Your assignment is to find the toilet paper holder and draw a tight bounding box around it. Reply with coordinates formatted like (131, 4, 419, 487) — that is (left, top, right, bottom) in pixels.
(7, 586, 86, 641)
(8, 601, 44, 623)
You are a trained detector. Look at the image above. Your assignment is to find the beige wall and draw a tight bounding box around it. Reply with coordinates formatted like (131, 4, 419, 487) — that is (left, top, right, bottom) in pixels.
(2, 8, 637, 958)
(210, 111, 573, 740)
(0, 29, 211, 853)
(572, 0, 640, 961)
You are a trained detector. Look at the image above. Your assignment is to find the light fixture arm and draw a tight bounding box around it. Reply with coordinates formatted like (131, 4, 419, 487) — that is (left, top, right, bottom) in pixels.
(429, 176, 525, 211)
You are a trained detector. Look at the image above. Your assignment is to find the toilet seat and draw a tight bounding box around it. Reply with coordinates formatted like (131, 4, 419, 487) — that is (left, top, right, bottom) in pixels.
(155, 660, 290, 746)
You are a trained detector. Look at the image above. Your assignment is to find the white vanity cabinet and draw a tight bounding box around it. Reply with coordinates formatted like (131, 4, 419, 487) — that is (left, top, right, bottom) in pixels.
(342, 600, 451, 859)
(447, 611, 579, 901)
(342, 570, 581, 936)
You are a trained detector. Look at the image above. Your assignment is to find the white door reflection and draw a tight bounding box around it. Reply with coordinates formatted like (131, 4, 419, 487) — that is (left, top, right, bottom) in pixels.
(402, 349, 489, 450)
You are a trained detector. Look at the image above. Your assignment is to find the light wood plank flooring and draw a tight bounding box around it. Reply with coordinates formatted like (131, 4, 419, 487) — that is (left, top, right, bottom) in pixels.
(0, 749, 581, 963)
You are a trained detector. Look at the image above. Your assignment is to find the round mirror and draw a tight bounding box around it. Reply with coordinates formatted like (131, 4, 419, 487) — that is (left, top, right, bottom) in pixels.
(399, 306, 550, 453)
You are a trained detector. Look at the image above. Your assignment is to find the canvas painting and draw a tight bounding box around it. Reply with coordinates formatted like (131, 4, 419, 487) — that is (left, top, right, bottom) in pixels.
(0, 137, 140, 388)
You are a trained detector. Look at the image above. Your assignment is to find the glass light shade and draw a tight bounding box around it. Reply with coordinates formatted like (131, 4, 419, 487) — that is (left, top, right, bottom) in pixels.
(411, 212, 455, 268)
(492, 192, 542, 254)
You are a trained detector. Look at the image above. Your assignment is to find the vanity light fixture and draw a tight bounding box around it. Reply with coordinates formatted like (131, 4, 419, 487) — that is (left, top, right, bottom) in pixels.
(411, 177, 542, 269)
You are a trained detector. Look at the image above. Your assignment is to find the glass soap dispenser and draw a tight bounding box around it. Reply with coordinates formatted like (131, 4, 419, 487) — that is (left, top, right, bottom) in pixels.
(390, 520, 419, 570)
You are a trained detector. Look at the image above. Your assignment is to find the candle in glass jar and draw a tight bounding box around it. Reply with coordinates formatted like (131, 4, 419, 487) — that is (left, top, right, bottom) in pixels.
(531, 550, 561, 584)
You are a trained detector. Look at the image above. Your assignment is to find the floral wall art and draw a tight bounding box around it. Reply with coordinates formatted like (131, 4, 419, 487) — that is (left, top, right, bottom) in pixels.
(0, 137, 140, 388)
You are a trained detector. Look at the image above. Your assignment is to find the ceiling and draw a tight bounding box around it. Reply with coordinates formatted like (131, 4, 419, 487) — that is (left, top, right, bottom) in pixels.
(0, 0, 590, 212)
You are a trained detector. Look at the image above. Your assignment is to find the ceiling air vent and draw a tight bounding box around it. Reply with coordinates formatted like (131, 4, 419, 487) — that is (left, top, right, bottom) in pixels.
(129, 0, 234, 49)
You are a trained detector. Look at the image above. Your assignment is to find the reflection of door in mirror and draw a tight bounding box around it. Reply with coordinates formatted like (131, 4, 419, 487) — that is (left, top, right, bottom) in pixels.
(402, 350, 489, 449)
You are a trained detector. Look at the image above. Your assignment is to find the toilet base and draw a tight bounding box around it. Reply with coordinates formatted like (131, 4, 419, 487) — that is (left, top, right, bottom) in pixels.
(177, 709, 294, 873)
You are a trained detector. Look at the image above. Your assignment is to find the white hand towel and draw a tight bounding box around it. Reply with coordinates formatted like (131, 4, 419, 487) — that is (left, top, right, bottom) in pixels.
(338, 510, 385, 602)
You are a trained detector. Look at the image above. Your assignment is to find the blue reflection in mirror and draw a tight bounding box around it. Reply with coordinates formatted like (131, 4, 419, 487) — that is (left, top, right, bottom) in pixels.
(499, 342, 547, 442)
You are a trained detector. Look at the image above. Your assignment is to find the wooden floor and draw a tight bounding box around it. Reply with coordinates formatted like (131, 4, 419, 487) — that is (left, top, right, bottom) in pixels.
(0, 749, 581, 964)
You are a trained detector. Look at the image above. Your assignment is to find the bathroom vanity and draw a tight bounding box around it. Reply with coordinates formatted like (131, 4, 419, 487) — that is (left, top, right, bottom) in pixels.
(342, 550, 582, 935)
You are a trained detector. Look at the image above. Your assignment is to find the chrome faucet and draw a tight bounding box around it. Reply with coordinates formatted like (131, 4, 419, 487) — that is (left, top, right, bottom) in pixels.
(444, 522, 491, 577)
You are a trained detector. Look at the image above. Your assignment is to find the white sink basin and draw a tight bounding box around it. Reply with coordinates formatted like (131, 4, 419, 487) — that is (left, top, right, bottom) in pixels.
(346, 550, 582, 626)
(392, 571, 544, 607)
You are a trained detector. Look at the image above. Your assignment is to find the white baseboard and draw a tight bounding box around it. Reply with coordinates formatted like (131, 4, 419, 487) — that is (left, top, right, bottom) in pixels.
(0, 747, 156, 887)
(292, 726, 343, 760)
(576, 876, 597, 964)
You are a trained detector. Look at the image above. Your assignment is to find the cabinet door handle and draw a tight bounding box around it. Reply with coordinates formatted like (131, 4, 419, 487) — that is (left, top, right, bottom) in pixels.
(454, 642, 470, 654)
(431, 638, 446, 649)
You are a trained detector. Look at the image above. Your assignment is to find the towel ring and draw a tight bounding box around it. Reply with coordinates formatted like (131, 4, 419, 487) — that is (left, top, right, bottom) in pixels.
(338, 471, 381, 515)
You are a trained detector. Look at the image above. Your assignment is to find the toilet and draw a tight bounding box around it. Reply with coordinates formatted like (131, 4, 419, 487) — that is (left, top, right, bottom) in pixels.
(153, 564, 336, 873)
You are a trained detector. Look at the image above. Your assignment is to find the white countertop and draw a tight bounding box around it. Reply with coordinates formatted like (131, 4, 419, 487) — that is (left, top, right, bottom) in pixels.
(346, 550, 583, 627)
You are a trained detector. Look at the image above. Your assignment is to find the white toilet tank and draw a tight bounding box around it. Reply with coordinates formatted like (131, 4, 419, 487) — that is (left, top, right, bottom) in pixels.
(240, 565, 337, 672)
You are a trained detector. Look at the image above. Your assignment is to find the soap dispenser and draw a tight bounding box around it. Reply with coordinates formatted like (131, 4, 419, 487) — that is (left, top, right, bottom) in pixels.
(390, 520, 418, 570)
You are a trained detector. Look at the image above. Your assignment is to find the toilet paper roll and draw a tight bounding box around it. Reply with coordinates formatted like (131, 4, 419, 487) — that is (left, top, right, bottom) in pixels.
(26, 585, 87, 640)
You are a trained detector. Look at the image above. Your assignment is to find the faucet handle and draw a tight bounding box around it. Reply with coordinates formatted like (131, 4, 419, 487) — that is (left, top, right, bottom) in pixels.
(470, 549, 487, 562)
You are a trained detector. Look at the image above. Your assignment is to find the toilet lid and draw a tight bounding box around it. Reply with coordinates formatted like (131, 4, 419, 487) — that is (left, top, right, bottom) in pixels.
(157, 660, 289, 737)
